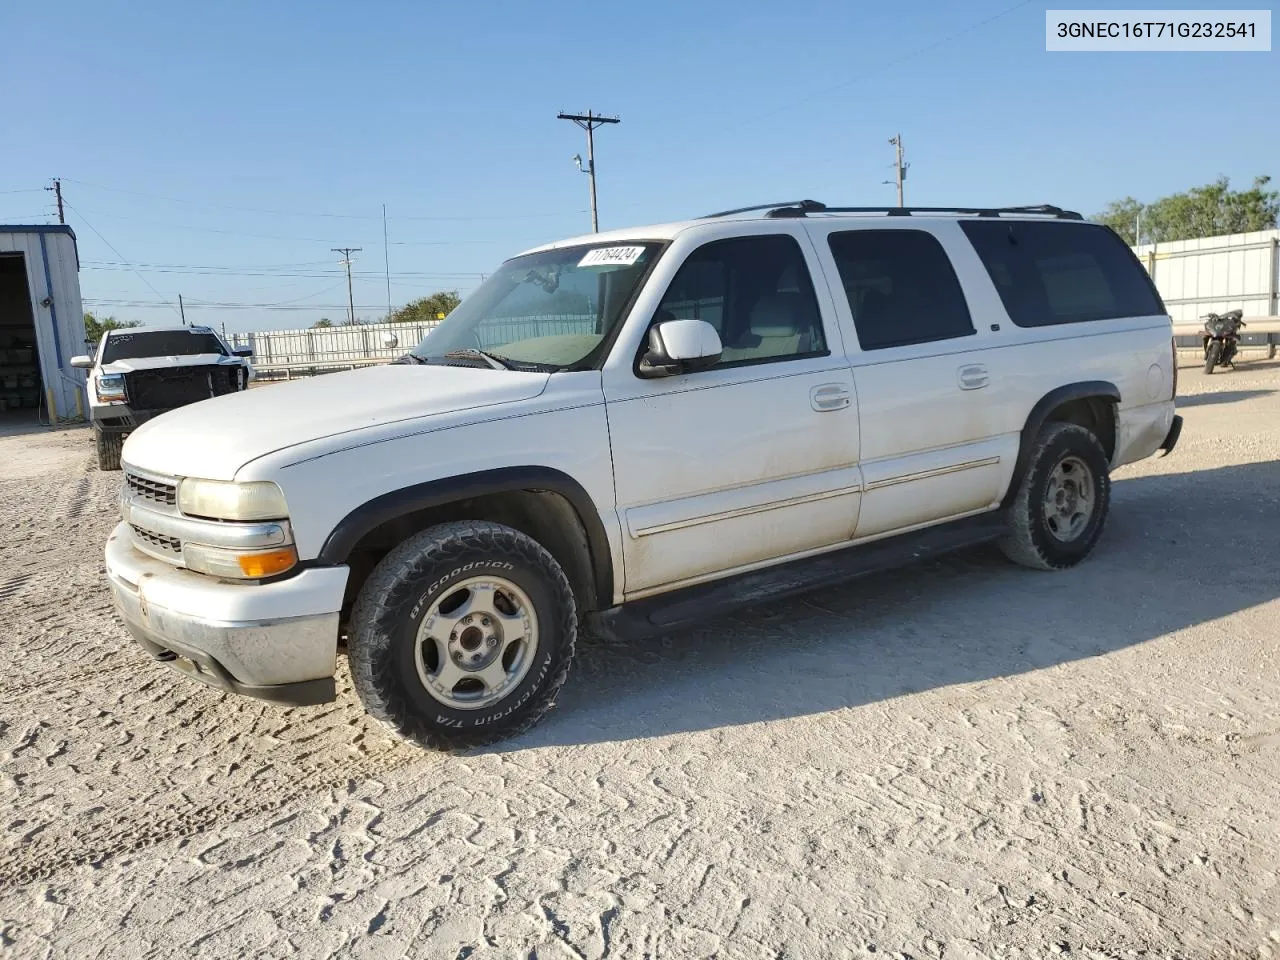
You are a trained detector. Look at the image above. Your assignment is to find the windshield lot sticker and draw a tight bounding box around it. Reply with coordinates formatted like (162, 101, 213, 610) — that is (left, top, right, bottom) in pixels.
(578, 246, 645, 267)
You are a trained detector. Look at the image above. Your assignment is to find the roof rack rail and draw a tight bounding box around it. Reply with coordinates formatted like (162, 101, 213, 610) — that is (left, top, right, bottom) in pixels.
(700, 201, 1084, 221)
(700, 199, 827, 219)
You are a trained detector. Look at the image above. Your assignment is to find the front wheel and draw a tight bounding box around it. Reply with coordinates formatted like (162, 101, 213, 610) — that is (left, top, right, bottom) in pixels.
(94, 425, 123, 471)
(348, 521, 577, 751)
(1204, 340, 1223, 374)
(1000, 422, 1111, 571)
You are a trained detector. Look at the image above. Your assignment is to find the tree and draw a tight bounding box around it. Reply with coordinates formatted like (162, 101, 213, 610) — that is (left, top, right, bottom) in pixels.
(389, 291, 462, 324)
(1095, 176, 1279, 245)
(312, 318, 333, 328)
(83, 311, 140, 343)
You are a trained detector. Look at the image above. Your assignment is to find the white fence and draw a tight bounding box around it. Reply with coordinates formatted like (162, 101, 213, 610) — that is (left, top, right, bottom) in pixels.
(1132, 229, 1280, 325)
(228, 320, 440, 371)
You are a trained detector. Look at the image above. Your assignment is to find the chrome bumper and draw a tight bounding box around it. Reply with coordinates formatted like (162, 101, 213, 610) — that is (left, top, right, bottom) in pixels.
(105, 523, 349, 706)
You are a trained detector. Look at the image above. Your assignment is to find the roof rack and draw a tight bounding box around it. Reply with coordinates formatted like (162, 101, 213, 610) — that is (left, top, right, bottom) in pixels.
(700, 201, 1084, 221)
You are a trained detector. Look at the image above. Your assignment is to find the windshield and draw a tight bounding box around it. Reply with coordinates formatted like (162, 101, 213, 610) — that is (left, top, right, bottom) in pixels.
(102, 330, 226, 363)
(411, 242, 663, 369)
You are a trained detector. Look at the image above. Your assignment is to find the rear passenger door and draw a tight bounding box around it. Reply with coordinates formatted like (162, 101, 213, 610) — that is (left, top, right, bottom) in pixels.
(810, 223, 1013, 539)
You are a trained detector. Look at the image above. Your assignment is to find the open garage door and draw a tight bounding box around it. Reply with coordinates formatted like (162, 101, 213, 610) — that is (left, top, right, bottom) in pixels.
(0, 254, 43, 430)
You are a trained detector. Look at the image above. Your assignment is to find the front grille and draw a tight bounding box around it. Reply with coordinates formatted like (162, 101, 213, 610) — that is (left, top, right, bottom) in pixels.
(124, 366, 240, 410)
(130, 523, 182, 557)
(126, 472, 177, 507)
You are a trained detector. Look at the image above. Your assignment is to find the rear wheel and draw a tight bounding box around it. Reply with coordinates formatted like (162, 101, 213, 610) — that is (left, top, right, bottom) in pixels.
(1000, 422, 1111, 571)
(1204, 340, 1222, 374)
(94, 426, 123, 471)
(348, 520, 577, 751)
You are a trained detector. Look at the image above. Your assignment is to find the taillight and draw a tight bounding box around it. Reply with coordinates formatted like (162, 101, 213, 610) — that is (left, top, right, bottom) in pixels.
(1171, 336, 1178, 400)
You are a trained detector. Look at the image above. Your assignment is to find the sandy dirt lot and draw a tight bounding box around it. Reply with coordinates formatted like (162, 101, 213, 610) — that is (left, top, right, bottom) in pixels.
(1, 358, 1278, 960)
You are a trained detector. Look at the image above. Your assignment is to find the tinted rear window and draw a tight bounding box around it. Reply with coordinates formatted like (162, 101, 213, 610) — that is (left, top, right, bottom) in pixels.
(102, 331, 226, 363)
(959, 220, 1165, 327)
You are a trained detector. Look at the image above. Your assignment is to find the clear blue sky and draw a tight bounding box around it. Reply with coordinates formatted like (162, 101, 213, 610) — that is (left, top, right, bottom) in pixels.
(3, 0, 1276, 333)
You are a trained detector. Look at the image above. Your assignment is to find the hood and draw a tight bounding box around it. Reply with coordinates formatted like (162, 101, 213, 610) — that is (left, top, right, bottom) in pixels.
(121, 363, 550, 481)
(103, 354, 234, 373)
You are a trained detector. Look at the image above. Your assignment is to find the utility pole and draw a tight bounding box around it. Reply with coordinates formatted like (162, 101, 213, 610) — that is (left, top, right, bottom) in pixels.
(46, 178, 65, 224)
(886, 135, 907, 207)
(557, 110, 620, 232)
(178, 293, 187, 325)
(382, 204, 393, 321)
(332, 247, 362, 325)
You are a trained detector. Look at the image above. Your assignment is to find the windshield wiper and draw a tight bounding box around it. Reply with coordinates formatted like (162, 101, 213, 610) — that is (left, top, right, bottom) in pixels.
(443, 348, 517, 370)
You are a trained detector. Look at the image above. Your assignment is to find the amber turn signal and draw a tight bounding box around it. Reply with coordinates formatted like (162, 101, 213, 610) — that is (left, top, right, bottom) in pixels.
(237, 547, 298, 578)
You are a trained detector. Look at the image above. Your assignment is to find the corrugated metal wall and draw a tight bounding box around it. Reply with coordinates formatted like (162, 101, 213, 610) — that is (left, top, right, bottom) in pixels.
(1132, 229, 1280, 324)
(0, 228, 86, 419)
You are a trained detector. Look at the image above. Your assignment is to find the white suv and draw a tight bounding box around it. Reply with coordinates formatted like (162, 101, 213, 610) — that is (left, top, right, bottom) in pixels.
(104, 201, 1182, 750)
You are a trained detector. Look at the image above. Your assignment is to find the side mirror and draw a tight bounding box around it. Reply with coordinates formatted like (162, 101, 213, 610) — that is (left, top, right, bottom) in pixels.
(70, 355, 93, 369)
(232, 346, 254, 358)
(638, 319, 722, 378)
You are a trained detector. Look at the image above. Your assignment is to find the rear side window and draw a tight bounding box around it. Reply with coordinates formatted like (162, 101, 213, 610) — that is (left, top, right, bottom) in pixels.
(959, 220, 1164, 327)
(827, 229, 975, 351)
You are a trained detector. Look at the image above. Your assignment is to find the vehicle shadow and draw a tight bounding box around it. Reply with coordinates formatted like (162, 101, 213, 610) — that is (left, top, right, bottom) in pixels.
(1176, 389, 1276, 407)
(506, 459, 1280, 751)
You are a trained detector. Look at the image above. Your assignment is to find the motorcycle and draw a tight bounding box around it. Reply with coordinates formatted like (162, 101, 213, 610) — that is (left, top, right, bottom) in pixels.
(1201, 309, 1246, 374)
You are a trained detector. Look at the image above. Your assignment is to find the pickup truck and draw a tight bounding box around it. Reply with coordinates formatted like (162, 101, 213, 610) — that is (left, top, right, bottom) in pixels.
(71, 324, 254, 471)
(103, 201, 1182, 751)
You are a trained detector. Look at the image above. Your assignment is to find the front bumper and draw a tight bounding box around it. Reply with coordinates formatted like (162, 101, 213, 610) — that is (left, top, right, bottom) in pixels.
(104, 522, 349, 706)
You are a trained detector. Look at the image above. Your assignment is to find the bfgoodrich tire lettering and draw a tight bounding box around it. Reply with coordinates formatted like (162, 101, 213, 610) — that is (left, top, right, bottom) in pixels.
(999, 422, 1111, 571)
(348, 520, 577, 751)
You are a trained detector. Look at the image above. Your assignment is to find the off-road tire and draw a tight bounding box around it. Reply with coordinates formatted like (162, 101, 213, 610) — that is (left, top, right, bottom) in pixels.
(999, 422, 1111, 571)
(348, 520, 577, 752)
(1204, 340, 1222, 374)
(94, 426, 124, 472)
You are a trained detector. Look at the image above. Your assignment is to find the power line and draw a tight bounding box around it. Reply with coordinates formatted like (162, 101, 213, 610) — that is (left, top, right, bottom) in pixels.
(716, 0, 1034, 134)
(46, 178, 65, 223)
(63, 200, 184, 321)
(60, 178, 591, 222)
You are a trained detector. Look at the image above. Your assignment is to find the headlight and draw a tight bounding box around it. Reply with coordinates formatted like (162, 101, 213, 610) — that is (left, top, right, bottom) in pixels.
(96, 374, 126, 401)
(183, 543, 298, 579)
(178, 478, 289, 521)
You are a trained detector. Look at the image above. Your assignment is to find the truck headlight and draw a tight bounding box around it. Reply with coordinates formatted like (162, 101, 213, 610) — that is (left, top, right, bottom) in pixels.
(96, 374, 126, 401)
(178, 478, 289, 521)
(182, 543, 299, 579)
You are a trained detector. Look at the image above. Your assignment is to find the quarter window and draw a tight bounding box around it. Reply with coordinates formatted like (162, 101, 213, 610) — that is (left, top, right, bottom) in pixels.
(959, 220, 1165, 326)
(827, 229, 975, 351)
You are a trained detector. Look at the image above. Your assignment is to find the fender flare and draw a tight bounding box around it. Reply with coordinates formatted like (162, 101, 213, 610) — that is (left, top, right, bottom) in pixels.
(317, 466, 614, 607)
(1002, 380, 1120, 508)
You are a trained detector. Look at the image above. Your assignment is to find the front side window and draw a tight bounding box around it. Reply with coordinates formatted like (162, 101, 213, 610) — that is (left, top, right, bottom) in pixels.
(959, 220, 1165, 327)
(652, 234, 827, 367)
(827, 229, 975, 351)
(101, 330, 227, 363)
(412, 242, 663, 370)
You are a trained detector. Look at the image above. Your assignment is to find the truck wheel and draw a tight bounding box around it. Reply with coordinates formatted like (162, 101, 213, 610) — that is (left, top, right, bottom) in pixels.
(1204, 341, 1222, 374)
(94, 426, 124, 472)
(348, 520, 577, 751)
(999, 422, 1111, 571)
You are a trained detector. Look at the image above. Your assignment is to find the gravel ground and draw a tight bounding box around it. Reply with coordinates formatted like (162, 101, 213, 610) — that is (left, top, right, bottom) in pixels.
(1, 359, 1278, 960)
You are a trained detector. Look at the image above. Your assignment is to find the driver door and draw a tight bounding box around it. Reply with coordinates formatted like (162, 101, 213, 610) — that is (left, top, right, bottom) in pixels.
(602, 231, 861, 597)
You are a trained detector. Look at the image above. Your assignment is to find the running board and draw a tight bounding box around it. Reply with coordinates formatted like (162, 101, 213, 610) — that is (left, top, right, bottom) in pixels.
(588, 512, 1010, 642)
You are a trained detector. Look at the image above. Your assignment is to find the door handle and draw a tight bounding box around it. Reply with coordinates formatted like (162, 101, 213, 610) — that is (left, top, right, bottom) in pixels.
(957, 364, 989, 391)
(810, 383, 851, 411)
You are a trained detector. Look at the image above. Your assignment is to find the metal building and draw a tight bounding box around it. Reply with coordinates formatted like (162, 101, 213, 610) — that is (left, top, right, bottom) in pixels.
(0, 225, 86, 428)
